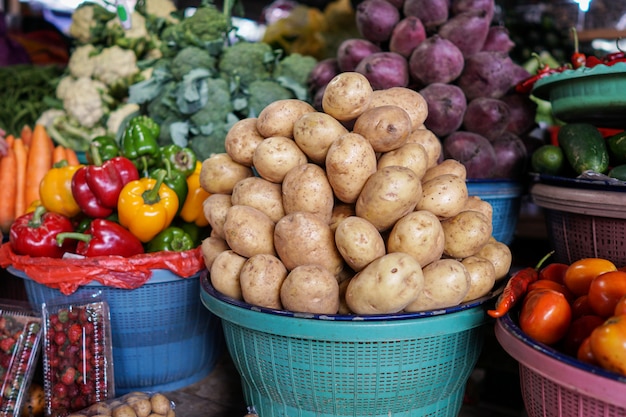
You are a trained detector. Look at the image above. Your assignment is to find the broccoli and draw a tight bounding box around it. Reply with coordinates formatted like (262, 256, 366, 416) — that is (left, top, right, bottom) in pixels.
(170, 46, 216, 80)
(245, 80, 294, 118)
(189, 78, 233, 128)
(189, 127, 229, 160)
(274, 53, 318, 88)
(218, 41, 276, 86)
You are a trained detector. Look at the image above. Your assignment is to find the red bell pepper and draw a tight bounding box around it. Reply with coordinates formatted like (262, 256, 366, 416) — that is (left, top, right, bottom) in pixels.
(9, 205, 76, 258)
(71, 148, 140, 218)
(56, 218, 145, 257)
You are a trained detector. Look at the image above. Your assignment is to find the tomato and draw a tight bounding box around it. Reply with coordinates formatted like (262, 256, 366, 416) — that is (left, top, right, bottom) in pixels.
(538, 262, 569, 284)
(571, 295, 594, 319)
(527, 279, 574, 303)
(563, 258, 617, 297)
(615, 295, 626, 316)
(519, 288, 572, 345)
(577, 336, 598, 365)
(561, 314, 605, 356)
(587, 270, 626, 318)
(589, 314, 626, 376)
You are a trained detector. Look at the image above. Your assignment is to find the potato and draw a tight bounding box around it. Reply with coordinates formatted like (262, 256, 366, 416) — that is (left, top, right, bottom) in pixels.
(149, 394, 172, 416)
(387, 210, 444, 267)
(253, 136, 308, 183)
(256, 99, 316, 138)
(353, 105, 412, 152)
(405, 259, 470, 311)
(329, 202, 356, 232)
(85, 403, 112, 416)
(441, 210, 492, 259)
(224, 117, 264, 166)
(322, 72, 373, 121)
(127, 398, 151, 417)
(280, 265, 340, 314)
(274, 212, 344, 275)
(231, 177, 284, 223)
(461, 255, 496, 302)
(368, 87, 428, 128)
(200, 153, 253, 195)
(112, 405, 137, 417)
(345, 252, 424, 314)
(210, 250, 247, 300)
(325, 132, 377, 204)
(377, 142, 429, 180)
(282, 163, 334, 224)
(202, 193, 232, 240)
(356, 166, 422, 231)
(338, 278, 352, 315)
(223, 205, 276, 258)
(405, 127, 442, 168)
(421, 159, 467, 183)
(335, 216, 386, 272)
(201, 236, 230, 270)
(462, 196, 493, 225)
(293, 111, 348, 164)
(476, 240, 512, 281)
(416, 174, 468, 219)
(240, 254, 288, 309)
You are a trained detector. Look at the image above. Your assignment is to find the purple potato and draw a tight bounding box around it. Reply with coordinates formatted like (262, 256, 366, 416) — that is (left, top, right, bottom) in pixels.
(389, 16, 427, 57)
(481, 25, 515, 53)
(501, 93, 538, 136)
(507, 62, 532, 87)
(403, 0, 450, 31)
(355, 51, 410, 90)
(457, 51, 515, 100)
(451, 0, 495, 21)
(491, 131, 528, 179)
(308, 58, 340, 91)
(462, 97, 510, 141)
(443, 131, 497, 178)
(438, 10, 491, 57)
(409, 35, 465, 85)
(356, 0, 401, 43)
(336, 38, 382, 72)
(419, 83, 467, 137)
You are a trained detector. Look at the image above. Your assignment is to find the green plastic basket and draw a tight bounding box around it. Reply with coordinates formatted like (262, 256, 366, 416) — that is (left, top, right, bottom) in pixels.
(200, 273, 490, 417)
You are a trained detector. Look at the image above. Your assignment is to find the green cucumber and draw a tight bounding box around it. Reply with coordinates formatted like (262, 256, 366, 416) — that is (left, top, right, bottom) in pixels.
(557, 123, 609, 174)
(608, 164, 626, 181)
(606, 131, 626, 165)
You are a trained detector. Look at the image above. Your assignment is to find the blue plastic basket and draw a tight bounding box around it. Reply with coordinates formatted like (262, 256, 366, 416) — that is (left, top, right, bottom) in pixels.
(11, 268, 224, 394)
(466, 179, 523, 245)
(200, 273, 490, 417)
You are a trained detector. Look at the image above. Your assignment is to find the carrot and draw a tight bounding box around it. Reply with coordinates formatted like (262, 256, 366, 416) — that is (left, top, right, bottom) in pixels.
(52, 145, 67, 165)
(0, 137, 17, 233)
(20, 125, 33, 147)
(65, 147, 80, 166)
(12, 138, 28, 218)
(24, 124, 54, 209)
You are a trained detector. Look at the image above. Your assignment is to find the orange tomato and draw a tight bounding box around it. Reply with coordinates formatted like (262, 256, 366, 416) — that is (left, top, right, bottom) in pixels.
(563, 258, 617, 297)
(538, 262, 569, 284)
(615, 295, 626, 316)
(561, 314, 605, 357)
(571, 295, 594, 319)
(587, 270, 626, 318)
(527, 279, 575, 303)
(519, 288, 572, 345)
(589, 314, 626, 376)
(577, 336, 598, 365)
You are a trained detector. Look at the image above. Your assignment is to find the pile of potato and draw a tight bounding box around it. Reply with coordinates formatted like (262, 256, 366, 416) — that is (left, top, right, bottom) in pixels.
(199, 72, 512, 316)
(67, 392, 175, 417)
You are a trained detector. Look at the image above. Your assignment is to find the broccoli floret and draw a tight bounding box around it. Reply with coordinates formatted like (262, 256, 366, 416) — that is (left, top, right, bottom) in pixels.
(218, 41, 276, 86)
(274, 53, 318, 87)
(189, 128, 229, 161)
(246, 80, 294, 117)
(170, 46, 216, 80)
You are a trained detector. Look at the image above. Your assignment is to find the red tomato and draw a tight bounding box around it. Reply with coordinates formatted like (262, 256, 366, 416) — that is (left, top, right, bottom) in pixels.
(615, 295, 626, 316)
(519, 288, 572, 345)
(563, 258, 617, 297)
(538, 262, 569, 284)
(527, 279, 574, 303)
(589, 315, 626, 376)
(587, 270, 626, 318)
(561, 314, 605, 357)
(571, 295, 594, 319)
(577, 336, 598, 365)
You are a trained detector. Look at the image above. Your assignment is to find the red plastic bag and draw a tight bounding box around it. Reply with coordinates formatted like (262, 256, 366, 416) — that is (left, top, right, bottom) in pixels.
(0, 242, 205, 295)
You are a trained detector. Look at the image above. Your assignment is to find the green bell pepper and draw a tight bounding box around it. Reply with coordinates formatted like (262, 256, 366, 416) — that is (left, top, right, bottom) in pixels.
(161, 144, 197, 177)
(120, 115, 161, 174)
(149, 159, 188, 214)
(172, 218, 210, 246)
(87, 135, 120, 164)
(146, 226, 195, 252)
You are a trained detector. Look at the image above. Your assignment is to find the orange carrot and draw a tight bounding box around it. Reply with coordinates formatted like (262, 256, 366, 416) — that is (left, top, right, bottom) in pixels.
(12, 138, 28, 218)
(65, 148, 80, 166)
(52, 145, 67, 165)
(20, 125, 33, 147)
(5, 134, 14, 148)
(0, 137, 17, 233)
(24, 124, 54, 209)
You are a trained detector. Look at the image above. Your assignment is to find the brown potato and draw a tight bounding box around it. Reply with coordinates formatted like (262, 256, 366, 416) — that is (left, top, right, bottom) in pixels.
(231, 176, 284, 223)
(274, 212, 344, 275)
(253, 136, 308, 183)
(256, 99, 316, 138)
(282, 163, 334, 224)
(149, 394, 172, 415)
(329, 202, 356, 232)
(293, 111, 348, 164)
(240, 254, 288, 309)
(353, 105, 412, 153)
(210, 250, 247, 300)
(416, 174, 468, 219)
(377, 142, 429, 180)
(421, 159, 467, 183)
(127, 398, 151, 417)
(200, 153, 253, 194)
(476, 240, 512, 281)
(280, 265, 340, 314)
(355, 166, 422, 231)
(405, 259, 470, 311)
(112, 404, 137, 417)
(322, 72, 373, 121)
(405, 128, 442, 168)
(335, 216, 386, 272)
(325, 132, 377, 204)
(201, 236, 230, 270)
(441, 211, 492, 259)
(345, 252, 424, 315)
(223, 205, 276, 258)
(461, 256, 496, 302)
(368, 87, 428, 129)
(462, 196, 493, 225)
(224, 117, 265, 166)
(202, 193, 232, 240)
(387, 210, 444, 267)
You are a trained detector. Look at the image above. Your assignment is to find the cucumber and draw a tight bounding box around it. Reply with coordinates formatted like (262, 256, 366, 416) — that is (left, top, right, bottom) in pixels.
(606, 131, 626, 165)
(557, 123, 609, 174)
(608, 164, 626, 181)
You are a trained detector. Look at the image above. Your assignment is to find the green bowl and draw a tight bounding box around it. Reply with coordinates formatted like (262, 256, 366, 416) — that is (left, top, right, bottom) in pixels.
(532, 62, 626, 128)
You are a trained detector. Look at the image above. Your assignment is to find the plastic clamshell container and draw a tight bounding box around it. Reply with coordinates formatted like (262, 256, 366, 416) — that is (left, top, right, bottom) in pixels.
(67, 391, 176, 416)
(42, 300, 114, 417)
(0, 300, 43, 417)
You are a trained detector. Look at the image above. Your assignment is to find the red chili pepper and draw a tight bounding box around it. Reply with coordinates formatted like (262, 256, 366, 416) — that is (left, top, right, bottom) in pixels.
(487, 251, 555, 318)
(9, 205, 76, 258)
(604, 51, 625, 63)
(571, 27, 587, 69)
(585, 55, 603, 68)
(605, 57, 626, 66)
(514, 53, 563, 94)
(56, 218, 145, 257)
(538, 262, 569, 283)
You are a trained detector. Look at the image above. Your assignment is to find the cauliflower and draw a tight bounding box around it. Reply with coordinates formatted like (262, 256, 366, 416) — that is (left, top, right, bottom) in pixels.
(63, 77, 108, 128)
(56, 76, 76, 100)
(69, 2, 117, 45)
(105, 11, 149, 41)
(68, 44, 98, 78)
(144, 0, 178, 22)
(93, 46, 140, 86)
(107, 102, 140, 136)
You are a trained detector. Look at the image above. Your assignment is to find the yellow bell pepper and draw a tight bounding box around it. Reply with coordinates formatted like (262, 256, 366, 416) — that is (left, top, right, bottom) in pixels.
(179, 161, 210, 227)
(39, 162, 83, 218)
(117, 172, 179, 242)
